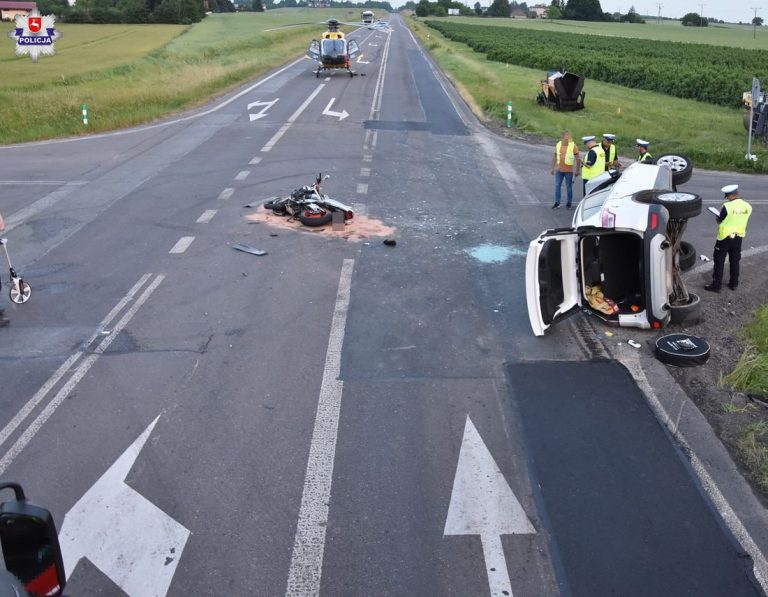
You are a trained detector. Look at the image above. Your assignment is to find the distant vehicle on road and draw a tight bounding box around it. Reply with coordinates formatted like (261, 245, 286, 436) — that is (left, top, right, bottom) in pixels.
(526, 156, 700, 336)
(361, 10, 374, 24)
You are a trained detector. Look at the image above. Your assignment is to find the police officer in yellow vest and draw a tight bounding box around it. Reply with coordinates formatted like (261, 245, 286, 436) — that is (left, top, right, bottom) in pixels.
(705, 184, 752, 292)
(551, 130, 580, 209)
(636, 139, 654, 164)
(580, 135, 605, 196)
(601, 133, 620, 170)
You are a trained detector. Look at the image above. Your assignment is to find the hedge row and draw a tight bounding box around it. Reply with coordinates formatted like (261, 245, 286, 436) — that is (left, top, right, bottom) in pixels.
(423, 21, 768, 107)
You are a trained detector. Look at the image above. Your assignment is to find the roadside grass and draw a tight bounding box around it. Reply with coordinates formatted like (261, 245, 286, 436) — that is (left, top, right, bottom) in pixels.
(724, 305, 768, 397)
(0, 10, 360, 144)
(425, 17, 768, 50)
(407, 16, 768, 173)
(736, 421, 768, 492)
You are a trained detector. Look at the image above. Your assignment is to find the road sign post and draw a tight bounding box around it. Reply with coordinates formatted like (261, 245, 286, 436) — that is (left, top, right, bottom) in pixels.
(747, 77, 759, 161)
(506, 101, 513, 128)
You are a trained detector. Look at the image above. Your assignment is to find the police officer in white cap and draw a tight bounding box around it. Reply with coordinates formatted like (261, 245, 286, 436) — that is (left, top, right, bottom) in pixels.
(705, 184, 752, 292)
(580, 135, 604, 196)
(600, 134, 620, 170)
(636, 139, 654, 164)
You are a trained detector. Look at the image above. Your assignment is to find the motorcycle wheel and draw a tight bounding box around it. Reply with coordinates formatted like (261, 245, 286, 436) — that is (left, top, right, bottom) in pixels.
(299, 210, 332, 227)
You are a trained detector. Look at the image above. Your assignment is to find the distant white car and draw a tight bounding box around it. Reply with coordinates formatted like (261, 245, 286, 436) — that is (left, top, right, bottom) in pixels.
(526, 157, 701, 336)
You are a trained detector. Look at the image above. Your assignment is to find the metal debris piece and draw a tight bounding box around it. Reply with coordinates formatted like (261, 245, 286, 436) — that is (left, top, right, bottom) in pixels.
(699, 255, 710, 261)
(627, 339, 641, 349)
(232, 243, 267, 256)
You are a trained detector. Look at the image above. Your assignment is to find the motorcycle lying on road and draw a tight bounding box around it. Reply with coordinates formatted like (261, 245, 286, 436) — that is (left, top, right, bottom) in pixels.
(262, 173, 354, 227)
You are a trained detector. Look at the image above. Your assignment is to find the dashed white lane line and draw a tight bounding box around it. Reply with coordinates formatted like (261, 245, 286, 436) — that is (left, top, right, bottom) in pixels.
(235, 170, 250, 181)
(218, 188, 235, 200)
(357, 183, 368, 194)
(249, 156, 262, 165)
(169, 236, 195, 254)
(285, 259, 354, 596)
(360, 168, 371, 177)
(196, 210, 217, 224)
(363, 154, 373, 163)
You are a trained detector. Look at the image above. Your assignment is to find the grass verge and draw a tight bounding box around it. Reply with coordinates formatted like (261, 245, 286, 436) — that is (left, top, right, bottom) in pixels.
(723, 305, 768, 491)
(724, 305, 768, 397)
(406, 15, 768, 174)
(0, 10, 359, 144)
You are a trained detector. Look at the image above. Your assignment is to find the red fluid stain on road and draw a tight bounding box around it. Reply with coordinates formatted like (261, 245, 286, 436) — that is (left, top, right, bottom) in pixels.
(244, 209, 397, 242)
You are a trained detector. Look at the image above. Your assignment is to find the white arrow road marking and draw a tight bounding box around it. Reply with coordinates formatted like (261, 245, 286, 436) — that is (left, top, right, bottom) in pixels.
(60, 416, 190, 597)
(444, 416, 535, 597)
(247, 98, 279, 121)
(322, 98, 349, 121)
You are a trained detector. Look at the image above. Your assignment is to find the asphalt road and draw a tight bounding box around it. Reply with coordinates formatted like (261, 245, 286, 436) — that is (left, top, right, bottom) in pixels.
(0, 13, 767, 597)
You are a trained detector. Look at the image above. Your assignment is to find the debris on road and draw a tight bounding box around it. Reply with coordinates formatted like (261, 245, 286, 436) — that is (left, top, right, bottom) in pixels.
(383, 239, 397, 247)
(244, 211, 395, 243)
(628, 339, 641, 349)
(232, 243, 267, 256)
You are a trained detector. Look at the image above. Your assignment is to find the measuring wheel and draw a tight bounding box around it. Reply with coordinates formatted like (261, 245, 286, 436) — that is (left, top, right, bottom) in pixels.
(10, 277, 31, 304)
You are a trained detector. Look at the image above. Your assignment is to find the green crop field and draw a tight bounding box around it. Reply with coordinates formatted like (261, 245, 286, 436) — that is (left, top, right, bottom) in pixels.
(0, 9, 360, 143)
(0, 24, 185, 88)
(426, 16, 768, 50)
(410, 16, 768, 173)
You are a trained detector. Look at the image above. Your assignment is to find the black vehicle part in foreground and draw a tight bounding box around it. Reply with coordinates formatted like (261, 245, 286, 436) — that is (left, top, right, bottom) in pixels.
(655, 333, 711, 367)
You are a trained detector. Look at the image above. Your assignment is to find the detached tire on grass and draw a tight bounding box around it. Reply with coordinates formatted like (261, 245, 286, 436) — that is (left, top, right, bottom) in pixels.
(632, 189, 702, 220)
(655, 333, 710, 367)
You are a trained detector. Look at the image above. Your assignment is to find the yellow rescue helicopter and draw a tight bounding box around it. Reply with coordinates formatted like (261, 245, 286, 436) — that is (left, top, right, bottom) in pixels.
(306, 18, 388, 78)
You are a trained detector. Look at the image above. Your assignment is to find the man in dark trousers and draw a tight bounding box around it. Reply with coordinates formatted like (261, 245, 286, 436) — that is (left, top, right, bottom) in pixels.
(704, 184, 753, 292)
(0, 212, 6, 326)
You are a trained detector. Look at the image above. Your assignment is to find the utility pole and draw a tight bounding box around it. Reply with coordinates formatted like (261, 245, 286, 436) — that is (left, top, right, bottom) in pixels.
(699, 3, 705, 25)
(753, 7, 760, 39)
(656, 2, 662, 24)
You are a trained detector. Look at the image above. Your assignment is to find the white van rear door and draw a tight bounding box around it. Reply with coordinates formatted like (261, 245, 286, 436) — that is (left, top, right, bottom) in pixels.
(525, 230, 581, 336)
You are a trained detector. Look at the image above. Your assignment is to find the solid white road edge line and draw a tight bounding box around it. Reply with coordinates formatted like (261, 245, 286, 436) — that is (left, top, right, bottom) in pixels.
(285, 259, 354, 597)
(621, 353, 768, 593)
(0, 274, 165, 476)
(262, 84, 325, 153)
(0, 273, 153, 452)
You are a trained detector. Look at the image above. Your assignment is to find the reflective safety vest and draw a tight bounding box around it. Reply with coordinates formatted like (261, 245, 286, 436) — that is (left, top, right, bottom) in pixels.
(602, 143, 617, 169)
(555, 140, 577, 166)
(638, 152, 653, 163)
(717, 198, 752, 240)
(582, 146, 605, 180)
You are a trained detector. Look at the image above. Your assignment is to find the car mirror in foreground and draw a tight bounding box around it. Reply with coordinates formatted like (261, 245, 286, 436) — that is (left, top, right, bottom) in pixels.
(0, 482, 65, 597)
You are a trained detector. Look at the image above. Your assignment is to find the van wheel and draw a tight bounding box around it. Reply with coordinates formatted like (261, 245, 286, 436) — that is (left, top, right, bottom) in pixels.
(655, 333, 710, 367)
(679, 240, 697, 271)
(656, 153, 693, 186)
(669, 292, 701, 325)
(632, 189, 702, 220)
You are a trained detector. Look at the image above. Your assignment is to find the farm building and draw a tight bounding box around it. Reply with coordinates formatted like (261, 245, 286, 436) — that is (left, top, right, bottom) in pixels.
(0, 1, 37, 20)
